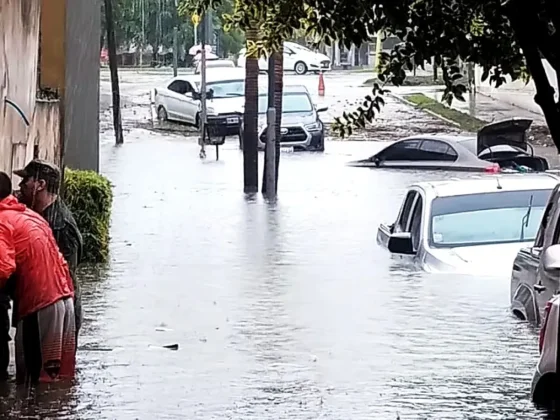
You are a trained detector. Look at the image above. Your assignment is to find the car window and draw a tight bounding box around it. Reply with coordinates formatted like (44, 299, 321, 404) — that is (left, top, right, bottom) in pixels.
(430, 189, 551, 247)
(258, 92, 312, 114)
(419, 140, 458, 162)
(396, 191, 418, 233)
(378, 139, 422, 161)
(410, 196, 423, 251)
(534, 200, 554, 248)
(168, 80, 190, 94)
(206, 79, 245, 98)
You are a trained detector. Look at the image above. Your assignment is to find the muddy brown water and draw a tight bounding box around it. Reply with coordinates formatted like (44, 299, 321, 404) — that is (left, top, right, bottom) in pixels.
(1, 129, 556, 419)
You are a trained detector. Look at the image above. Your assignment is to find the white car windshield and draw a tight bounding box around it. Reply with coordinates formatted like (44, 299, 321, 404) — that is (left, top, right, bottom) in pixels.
(204, 79, 245, 98)
(430, 189, 551, 247)
(258, 93, 313, 114)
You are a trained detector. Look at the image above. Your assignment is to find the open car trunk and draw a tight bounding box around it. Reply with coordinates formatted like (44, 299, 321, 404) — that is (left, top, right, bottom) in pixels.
(477, 119, 549, 171)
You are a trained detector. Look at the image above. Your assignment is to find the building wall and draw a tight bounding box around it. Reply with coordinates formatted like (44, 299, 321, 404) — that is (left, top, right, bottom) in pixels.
(63, 0, 101, 172)
(0, 0, 42, 186)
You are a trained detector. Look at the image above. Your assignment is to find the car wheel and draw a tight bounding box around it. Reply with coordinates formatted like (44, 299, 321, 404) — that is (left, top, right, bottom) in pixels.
(157, 106, 168, 121)
(294, 61, 308, 75)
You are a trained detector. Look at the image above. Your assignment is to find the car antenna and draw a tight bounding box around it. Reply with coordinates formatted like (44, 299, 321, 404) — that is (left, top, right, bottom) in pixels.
(496, 177, 503, 190)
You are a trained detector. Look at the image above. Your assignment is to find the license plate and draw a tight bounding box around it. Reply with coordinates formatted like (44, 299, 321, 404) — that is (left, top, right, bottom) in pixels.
(281, 146, 294, 153)
(227, 117, 239, 124)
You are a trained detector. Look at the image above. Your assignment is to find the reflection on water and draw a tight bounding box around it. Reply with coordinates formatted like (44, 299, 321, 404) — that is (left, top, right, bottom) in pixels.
(1, 135, 556, 419)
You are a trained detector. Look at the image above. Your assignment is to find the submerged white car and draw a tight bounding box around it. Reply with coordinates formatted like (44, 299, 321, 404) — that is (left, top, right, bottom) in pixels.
(531, 293, 559, 406)
(237, 41, 331, 75)
(378, 174, 559, 275)
(153, 68, 245, 135)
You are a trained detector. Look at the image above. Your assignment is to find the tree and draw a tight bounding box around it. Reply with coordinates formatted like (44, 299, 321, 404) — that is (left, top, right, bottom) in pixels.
(180, 0, 560, 152)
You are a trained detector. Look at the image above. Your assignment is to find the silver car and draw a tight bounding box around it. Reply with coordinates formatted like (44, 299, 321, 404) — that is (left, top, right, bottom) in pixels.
(378, 173, 559, 275)
(350, 119, 549, 172)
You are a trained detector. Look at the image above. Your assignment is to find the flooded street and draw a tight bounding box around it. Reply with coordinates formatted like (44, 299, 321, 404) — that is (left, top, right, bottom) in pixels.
(80, 133, 549, 419)
(3, 70, 557, 419)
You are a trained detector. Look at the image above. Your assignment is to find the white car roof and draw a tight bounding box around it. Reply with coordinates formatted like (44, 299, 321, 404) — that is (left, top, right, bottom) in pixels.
(413, 173, 560, 199)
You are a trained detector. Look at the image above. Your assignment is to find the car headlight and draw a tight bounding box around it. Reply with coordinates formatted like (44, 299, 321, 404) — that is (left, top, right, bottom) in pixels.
(207, 107, 217, 115)
(305, 122, 322, 131)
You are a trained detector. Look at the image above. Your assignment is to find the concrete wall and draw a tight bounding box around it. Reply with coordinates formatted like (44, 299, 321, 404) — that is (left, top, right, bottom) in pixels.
(0, 0, 41, 186)
(64, 0, 101, 172)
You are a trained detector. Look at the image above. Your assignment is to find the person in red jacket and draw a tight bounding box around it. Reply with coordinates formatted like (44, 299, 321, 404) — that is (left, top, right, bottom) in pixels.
(0, 171, 76, 385)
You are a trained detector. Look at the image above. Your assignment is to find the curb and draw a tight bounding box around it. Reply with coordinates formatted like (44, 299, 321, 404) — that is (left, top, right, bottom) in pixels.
(387, 92, 460, 127)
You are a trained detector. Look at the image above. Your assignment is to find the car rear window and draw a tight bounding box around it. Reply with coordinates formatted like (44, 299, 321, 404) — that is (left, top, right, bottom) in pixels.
(430, 189, 552, 247)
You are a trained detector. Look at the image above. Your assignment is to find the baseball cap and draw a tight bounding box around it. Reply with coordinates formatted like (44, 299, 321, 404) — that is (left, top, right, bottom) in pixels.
(13, 159, 61, 185)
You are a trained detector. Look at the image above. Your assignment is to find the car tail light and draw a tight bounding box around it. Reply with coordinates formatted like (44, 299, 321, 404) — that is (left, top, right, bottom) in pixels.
(539, 300, 553, 353)
(484, 163, 500, 173)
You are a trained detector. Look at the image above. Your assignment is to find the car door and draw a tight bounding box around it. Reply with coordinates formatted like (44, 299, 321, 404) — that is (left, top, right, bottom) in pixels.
(283, 46, 297, 71)
(165, 80, 189, 121)
(535, 189, 560, 320)
(181, 81, 200, 124)
(511, 198, 552, 323)
(378, 190, 419, 247)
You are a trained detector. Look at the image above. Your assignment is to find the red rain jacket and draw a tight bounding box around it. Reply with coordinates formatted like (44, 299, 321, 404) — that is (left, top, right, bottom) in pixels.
(0, 195, 74, 319)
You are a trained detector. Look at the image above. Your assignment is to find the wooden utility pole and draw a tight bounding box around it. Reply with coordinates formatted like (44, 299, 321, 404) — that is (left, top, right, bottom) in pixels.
(104, 0, 124, 145)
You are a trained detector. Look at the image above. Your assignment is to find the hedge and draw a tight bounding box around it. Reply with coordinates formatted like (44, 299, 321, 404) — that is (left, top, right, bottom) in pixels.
(63, 169, 113, 263)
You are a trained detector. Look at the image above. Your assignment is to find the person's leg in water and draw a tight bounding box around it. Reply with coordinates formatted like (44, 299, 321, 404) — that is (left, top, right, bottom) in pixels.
(15, 298, 76, 385)
(0, 296, 11, 380)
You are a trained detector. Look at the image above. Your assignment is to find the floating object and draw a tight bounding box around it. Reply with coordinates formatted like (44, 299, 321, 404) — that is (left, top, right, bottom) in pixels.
(163, 344, 179, 351)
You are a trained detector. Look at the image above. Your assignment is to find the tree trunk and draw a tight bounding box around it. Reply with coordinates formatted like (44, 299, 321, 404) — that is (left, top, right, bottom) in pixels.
(243, 27, 259, 193)
(273, 49, 283, 190)
(507, 1, 560, 151)
(104, 0, 124, 145)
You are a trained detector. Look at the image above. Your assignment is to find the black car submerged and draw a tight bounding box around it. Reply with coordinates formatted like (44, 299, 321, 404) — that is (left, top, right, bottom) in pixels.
(239, 85, 328, 152)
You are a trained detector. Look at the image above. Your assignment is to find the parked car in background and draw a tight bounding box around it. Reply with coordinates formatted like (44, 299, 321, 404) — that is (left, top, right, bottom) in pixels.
(153, 68, 245, 136)
(195, 58, 236, 74)
(378, 174, 559, 275)
(349, 119, 549, 173)
(531, 294, 558, 406)
(238, 85, 328, 152)
(511, 181, 560, 326)
(237, 41, 331, 75)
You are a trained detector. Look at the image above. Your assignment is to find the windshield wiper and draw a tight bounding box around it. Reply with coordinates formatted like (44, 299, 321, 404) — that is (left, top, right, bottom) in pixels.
(520, 194, 534, 241)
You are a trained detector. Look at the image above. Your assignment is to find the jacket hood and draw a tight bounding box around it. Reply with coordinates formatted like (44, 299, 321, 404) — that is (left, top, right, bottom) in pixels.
(0, 195, 26, 212)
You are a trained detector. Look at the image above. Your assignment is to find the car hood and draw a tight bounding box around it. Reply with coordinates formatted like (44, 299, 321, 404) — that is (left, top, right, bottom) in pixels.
(477, 118, 532, 155)
(425, 241, 531, 276)
(207, 96, 244, 114)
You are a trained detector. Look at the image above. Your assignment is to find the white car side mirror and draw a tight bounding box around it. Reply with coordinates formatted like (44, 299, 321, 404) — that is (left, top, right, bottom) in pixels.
(542, 244, 560, 272)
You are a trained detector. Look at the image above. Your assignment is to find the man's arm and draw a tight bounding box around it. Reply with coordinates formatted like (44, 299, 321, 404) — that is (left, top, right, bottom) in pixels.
(53, 223, 82, 275)
(0, 223, 16, 284)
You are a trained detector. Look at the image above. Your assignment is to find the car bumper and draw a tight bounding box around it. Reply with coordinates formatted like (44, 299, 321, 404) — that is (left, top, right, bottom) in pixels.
(309, 61, 331, 72)
(207, 113, 242, 137)
(257, 124, 324, 151)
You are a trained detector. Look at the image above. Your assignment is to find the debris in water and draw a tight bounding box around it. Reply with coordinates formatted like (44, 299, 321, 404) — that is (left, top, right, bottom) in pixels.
(163, 344, 179, 351)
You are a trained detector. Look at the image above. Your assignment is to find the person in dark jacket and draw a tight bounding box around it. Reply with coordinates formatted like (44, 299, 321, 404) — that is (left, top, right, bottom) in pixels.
(14, 160, 83, 343)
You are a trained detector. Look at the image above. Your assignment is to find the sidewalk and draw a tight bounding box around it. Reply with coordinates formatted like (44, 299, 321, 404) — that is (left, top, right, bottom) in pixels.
(393, 85, 547, 126)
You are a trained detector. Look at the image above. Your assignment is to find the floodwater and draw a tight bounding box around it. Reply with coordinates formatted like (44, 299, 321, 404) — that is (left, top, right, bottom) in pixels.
(3, 69, 558, 418)
(2, 129, 556, 419)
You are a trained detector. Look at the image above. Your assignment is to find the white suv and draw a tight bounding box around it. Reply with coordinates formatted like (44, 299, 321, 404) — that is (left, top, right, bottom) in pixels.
(531, 294, 559, 406)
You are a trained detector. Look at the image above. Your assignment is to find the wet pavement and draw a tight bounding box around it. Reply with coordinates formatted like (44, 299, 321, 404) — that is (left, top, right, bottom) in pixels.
(3, 69, 558, 419)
